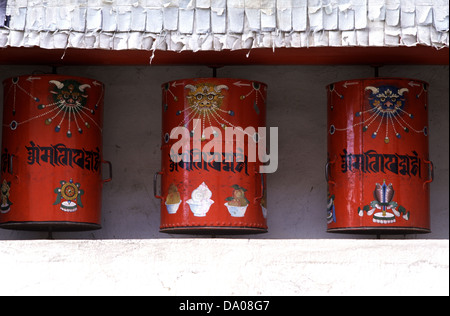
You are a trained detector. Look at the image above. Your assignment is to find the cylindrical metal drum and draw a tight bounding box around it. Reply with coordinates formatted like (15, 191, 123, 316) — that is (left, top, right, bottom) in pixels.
(326, 78, 432, 234)
(1, 74, 111, 231)
(156, 78, 268, 234)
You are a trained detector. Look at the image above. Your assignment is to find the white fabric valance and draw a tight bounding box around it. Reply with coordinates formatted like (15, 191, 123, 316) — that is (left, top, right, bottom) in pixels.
(1, 0, 448, 51)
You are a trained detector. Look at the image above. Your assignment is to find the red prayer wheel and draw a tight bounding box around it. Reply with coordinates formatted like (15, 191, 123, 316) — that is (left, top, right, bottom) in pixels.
(155, 78, 268, 234)
(326, 78, 432, 234)
(1, 74, 111, 231)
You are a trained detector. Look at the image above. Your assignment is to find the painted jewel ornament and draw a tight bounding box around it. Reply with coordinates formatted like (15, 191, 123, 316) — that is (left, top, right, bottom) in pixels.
(0, 180, 12, 214)
(186, 182, 214, 217)
(326, 78, 432, 234)
(53, 179, 84, 213)
(6, 76, 102, 137)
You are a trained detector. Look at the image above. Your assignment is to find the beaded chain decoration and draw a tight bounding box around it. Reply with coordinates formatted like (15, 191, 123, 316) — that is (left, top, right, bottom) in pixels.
(329, 82, 428, 144)
(3, 76, 103, 138)
(163, 80, 264, 142)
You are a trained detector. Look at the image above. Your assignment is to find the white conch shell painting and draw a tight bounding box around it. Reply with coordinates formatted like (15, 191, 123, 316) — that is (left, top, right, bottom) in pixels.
(186, 182, 214, 217)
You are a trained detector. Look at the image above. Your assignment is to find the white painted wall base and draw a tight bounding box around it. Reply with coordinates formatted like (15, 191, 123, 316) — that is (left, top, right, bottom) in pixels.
(1, 239, 448, 296)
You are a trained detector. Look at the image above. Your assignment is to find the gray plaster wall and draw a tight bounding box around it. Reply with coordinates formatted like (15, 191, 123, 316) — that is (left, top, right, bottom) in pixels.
(0, 64, 448, 240)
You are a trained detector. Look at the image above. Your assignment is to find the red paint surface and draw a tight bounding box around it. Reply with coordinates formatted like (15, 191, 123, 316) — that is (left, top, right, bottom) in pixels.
(327, 78, 431, 234)
(1, 75, 109, 231)
(158, 78, 268, 234)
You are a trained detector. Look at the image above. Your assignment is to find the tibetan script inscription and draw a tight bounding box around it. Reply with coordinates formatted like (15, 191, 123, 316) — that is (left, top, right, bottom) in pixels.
(24, 141, 100, 172)
(340, 149, 421, 177)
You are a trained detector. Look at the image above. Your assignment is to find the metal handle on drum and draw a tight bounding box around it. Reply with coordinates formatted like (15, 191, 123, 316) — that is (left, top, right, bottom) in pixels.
(254, 172, 265, 203)
(325, 156, 336, 186)
(7, 154, 20, 181)
(154, 171, 164, 200)
(9, 154, 14, 174)
(423, 159, 434, 188)
(102, 160, 112, 182)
